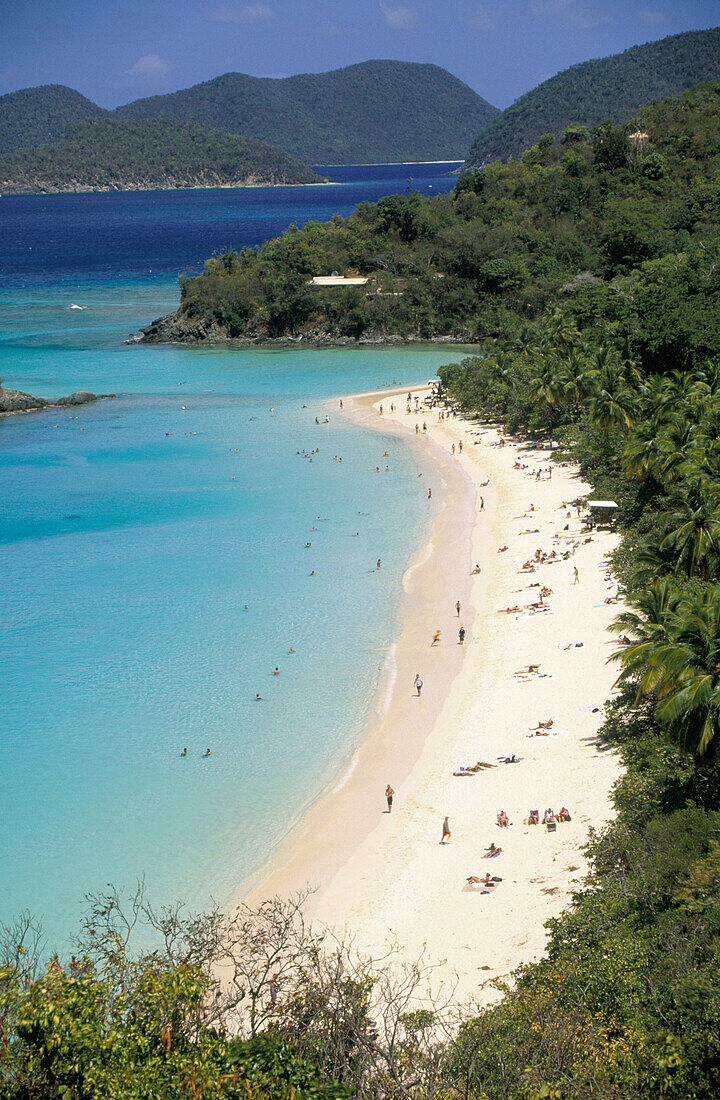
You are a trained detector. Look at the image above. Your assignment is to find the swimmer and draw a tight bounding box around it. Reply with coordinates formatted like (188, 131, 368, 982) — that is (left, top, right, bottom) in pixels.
(376, 559, 382, 570)
(181, 748, 187, 757)
(203, 748, 211, 757)
(273, 667, 280, 675)
(255, 694, 262, 701)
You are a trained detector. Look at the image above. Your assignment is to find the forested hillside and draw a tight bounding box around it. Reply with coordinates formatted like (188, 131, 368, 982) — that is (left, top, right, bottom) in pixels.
(0, 84, 106, 155)
(0, 119, 322, 194)
(466, 27, 720, 167)
(115, 60, 498, 164)
(143, 82, 720, 346)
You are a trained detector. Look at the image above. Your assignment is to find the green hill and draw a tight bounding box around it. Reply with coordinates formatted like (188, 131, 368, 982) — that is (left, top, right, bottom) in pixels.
(465, 27, 720, 167)
(0, 84, 106, 155)
(0, 119, 322, 194)
(115, 60, 498, 164)
(143, 81, 720, 345)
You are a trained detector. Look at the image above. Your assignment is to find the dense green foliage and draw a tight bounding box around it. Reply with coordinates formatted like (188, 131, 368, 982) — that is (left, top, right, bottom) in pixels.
(0, 119, 322, 194)
(114, 60, 498, 165)
(0, 84, 106, 156)
(466, 27, 720, 167)
(426, 84, 720, 1100)
(164, 83, 720, 343)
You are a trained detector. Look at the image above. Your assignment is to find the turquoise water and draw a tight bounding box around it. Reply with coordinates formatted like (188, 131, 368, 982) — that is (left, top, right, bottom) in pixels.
(0, 168, 471, 947)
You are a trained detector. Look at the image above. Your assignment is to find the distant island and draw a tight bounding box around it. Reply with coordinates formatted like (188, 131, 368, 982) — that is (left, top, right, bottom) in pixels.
(465, 27, 720, 167)
(0, 61, 498, 166)
(0, 119, 323, 195)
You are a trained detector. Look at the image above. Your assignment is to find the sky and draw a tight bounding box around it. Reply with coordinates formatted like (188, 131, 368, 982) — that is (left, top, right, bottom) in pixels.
(1, 0, 718, 110)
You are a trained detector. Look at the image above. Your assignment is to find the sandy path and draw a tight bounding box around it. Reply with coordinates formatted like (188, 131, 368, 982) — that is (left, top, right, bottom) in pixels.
(243, 388, 623, 1006)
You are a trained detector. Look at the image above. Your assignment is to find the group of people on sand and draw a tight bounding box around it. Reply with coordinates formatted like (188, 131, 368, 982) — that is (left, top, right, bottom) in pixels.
(527, 807, 571, 825)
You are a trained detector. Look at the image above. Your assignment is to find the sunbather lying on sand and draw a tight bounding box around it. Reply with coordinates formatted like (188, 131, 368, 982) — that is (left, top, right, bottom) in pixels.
(483, 844, 502, 857)
(532, 719, 554, 729)
(498, 606, 521, 614)
(467, 873, 500, 886)
(497, 545, 509, 553)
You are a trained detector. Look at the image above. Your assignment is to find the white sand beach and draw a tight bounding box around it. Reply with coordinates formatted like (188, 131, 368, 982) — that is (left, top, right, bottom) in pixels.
(242, 386, 624, 1007)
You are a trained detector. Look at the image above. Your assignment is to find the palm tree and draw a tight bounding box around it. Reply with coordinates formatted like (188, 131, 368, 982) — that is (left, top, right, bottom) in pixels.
(660, 476, 720, 580)
(613, 583, 720, 758)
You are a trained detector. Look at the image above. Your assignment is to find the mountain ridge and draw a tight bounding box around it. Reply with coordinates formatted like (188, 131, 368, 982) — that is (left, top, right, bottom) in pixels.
(465, 27, 720, 167)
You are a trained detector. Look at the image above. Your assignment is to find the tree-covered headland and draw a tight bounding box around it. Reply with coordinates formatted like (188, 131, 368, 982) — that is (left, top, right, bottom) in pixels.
(154, 83, 720, 344)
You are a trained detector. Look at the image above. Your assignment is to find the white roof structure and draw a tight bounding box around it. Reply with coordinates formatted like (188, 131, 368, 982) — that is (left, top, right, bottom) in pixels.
(587, 500, 618, 509)
(309, 276, 368, 286)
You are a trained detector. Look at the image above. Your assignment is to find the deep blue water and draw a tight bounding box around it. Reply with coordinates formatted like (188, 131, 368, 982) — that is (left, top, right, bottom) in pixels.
(0, 163, 471, 948)
(0, 160, 461, 287)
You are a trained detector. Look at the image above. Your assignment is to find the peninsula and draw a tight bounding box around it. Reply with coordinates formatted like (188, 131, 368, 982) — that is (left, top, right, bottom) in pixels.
(139, 83, 720, 349)
(0, 119, 323, 195)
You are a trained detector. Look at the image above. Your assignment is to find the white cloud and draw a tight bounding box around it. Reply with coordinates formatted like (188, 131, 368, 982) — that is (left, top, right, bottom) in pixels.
(124, 54, 170, 79)
(380, 4, 419, 30)
(209, 3, 274, 23)
(531, 0, 602, 31)
(638, 7, 668, 24)
(466, 5, 496, 31)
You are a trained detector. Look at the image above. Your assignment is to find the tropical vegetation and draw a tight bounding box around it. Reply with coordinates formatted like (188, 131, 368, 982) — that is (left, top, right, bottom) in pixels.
(0, 119, 322, 194)
(465, 26, 720, 167)
(153, 82, 720, 343)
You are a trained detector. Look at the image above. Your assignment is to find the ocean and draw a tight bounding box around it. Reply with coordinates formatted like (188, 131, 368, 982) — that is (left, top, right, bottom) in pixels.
(0, 162, 471, 947)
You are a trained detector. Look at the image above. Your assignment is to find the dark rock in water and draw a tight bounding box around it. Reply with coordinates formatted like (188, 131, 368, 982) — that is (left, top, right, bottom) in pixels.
(0, 385, 113, 414)
(56, 390, 101, 406)
(141, 311, 228, 344)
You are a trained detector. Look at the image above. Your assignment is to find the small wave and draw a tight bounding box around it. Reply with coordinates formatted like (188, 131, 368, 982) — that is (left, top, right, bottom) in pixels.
(331, 750, 359, 794)
(403, 540, 434, 591)
(379, 642, 398, 714)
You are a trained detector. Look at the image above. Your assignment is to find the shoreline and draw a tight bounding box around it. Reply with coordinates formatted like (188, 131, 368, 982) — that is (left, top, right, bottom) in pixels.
(237, 386, 478, 916)
(239, 387, 624, 1006)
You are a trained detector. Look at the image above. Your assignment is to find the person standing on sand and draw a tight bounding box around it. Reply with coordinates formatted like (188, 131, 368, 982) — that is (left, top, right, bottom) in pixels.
(441, 816, 451, 844)
(456, 600, 461, 617)
(414, 673, 423, 696)
(573, 566, 579, 584)
(480, 497, 484, 510)
(459, 625, 465, 645)
(385, 784, 394, 812)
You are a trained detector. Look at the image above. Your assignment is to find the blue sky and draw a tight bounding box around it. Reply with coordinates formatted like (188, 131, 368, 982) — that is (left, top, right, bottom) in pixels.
(1, 0, 718, 109)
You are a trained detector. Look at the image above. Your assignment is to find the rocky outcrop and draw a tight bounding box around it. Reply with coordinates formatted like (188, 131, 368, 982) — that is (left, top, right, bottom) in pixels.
(139, 310, 473, 348)
(0, 386, 111, 414)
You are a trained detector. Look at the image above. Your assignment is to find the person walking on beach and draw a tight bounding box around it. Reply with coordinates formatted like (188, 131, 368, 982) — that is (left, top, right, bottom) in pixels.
(385, 784, 394, 813)
(573, 566, 579, 584)
(431, 630, 441, 646)
(459, 625, 465, 645)
(414, 673, 423, 696)
(480, 496, 484, 511)
(441, 816, 451, 844)
(456, 600, 461, 617)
